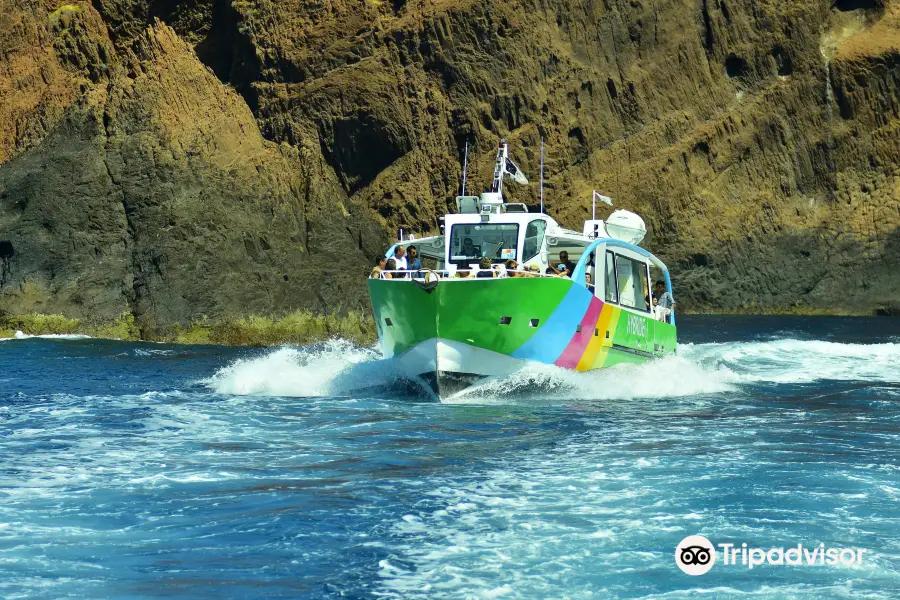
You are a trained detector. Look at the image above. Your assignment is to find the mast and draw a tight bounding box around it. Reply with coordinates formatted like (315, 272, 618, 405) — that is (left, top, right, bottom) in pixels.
(539, 137, 544, 214)
(490, 139, 507, 198)
(461, 142, 469, 196)
(592, 190, 613, 218)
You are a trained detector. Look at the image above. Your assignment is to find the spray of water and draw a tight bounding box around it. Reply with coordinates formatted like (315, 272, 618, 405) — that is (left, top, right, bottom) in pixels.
(682, 339, 900, 384)
(447, 353, 740, 403)
(206, 339, 401, 397)
(206, 337, 900, 402)
(1, 331, 92, 341)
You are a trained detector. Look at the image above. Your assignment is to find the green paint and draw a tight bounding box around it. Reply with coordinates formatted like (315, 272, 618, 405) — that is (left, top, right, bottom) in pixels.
(368, 278, 572, 356)
(368, 278, 678, 366)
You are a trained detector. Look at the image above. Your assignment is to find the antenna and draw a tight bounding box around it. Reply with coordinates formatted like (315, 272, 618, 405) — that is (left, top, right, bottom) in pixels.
(491, 139, 507, 197)
(461, 142, 469, 196)
(540, 137, 544, 214)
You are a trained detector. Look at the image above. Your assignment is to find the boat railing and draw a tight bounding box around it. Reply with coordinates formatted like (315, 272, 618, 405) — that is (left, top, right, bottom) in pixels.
(372, 269, 674, 323)
(371, 269, 566, 281)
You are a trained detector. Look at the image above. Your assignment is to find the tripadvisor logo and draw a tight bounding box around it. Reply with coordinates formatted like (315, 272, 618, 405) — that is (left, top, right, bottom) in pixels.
(675, 535, 868, 575)
(675, 535, 716, 575)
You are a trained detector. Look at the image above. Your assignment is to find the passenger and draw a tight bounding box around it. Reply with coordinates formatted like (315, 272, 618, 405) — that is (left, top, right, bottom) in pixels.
(370, 256, 387, 279)
(475, 257, 495, 278)
(654, 280, 676, 323)
(462, 237, 477, 257)
(383, 258, 397, 279)
(549, 251, 576, 277)
(454, 267, 473, 279)
(407, 245, 421, 271)
(585, 272, 595, 294)
(393, 245, 408, 270)
(505, 260, 518, 277)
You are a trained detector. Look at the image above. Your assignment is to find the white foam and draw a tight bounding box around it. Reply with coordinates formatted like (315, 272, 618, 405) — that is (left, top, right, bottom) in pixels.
(681, 339, 900, 384)
(10, 330, 91, 340)
(206, 339, 396, 397)
(448, 353, 741, 403)
(453, 337, 900, 403)
(131, 348, 175, 356)
(204, 336, 900, 401)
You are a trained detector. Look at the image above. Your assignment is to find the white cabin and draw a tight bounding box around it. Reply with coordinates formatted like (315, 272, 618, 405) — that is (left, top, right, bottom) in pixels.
(383, 141, 674, 322)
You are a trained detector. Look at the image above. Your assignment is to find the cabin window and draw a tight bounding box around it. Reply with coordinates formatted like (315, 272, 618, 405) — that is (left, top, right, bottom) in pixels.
(614, 254, 651, 312)
(522, 220, 547, 262)
(604, 251, 618, 304)
(449, 224, 519, 265)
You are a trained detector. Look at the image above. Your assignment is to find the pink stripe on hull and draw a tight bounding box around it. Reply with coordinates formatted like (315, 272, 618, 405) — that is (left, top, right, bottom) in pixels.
(554, 297, 603, 369)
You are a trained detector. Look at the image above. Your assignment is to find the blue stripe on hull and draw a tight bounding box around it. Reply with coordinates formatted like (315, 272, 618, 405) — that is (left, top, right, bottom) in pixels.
(510, 284, 593, 363)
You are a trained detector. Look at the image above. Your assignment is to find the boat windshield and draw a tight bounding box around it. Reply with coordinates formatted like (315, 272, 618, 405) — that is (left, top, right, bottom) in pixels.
(449, 223, 519, 264)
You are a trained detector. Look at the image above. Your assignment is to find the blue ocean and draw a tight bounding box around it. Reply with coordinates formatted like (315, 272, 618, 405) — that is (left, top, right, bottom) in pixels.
(2, 316, 899, 599)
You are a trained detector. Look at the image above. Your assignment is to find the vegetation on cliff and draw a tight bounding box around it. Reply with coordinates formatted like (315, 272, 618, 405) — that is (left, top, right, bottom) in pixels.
(0, 311, 376, 346)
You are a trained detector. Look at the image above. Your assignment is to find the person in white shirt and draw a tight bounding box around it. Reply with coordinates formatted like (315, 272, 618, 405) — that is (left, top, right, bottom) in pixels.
(393, 246, 408, 271)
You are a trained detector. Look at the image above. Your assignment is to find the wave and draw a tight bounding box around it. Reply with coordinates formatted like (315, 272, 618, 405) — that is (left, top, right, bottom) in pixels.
(681, 338, 900, 384)
(205, 337, 900, 401)
(2, 330, 92, 341)
(449, 354, 740, 403)
(206, 339, 406, 397)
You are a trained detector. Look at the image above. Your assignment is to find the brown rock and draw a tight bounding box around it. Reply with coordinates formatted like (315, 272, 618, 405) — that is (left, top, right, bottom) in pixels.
(1, 0, 900, 327)
(0, 8, 387, 330)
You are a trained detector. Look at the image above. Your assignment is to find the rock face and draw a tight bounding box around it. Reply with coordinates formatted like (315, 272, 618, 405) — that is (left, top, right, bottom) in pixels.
(0, 2, 386, 331)
(1, 0, 899, 325)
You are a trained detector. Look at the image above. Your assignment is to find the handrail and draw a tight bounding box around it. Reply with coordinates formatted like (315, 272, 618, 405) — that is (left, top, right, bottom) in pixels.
(570, 237, 675, 326)
(370, 269, 564, 280)
(372, 264, 675, 325)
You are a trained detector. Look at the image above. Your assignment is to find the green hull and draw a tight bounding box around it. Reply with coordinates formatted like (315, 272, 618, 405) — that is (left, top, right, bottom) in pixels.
(368, 277, 676, 394)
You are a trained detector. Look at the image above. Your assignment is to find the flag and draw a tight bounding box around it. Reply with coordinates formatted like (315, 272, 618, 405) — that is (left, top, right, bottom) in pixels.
(505, 159, 529, 185)
(593, 190, 613, 206)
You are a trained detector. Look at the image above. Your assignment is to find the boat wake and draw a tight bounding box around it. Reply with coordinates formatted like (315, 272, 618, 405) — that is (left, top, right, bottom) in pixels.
(206, 340, 414, 398)
(683, 338, 900, 384)
(0, 330, 92, 341)
(206, 337, 900, 402)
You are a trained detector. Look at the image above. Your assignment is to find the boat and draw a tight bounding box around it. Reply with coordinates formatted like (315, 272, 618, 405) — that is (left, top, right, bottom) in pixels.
(367, 140, 677, 398)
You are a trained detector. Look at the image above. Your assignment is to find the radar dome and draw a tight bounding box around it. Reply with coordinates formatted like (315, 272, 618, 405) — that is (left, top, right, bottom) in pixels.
(605, 210, 646, 245)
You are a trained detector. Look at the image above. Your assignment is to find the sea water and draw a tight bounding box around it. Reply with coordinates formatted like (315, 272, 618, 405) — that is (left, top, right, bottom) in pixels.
(1, 316, 899, 599)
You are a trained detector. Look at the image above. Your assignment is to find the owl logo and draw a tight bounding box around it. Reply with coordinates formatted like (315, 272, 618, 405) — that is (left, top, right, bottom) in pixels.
(675, 535, 716, 575)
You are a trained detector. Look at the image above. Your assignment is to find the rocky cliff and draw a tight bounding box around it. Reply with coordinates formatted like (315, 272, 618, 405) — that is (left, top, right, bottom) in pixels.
(1, 0, 899, 330)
